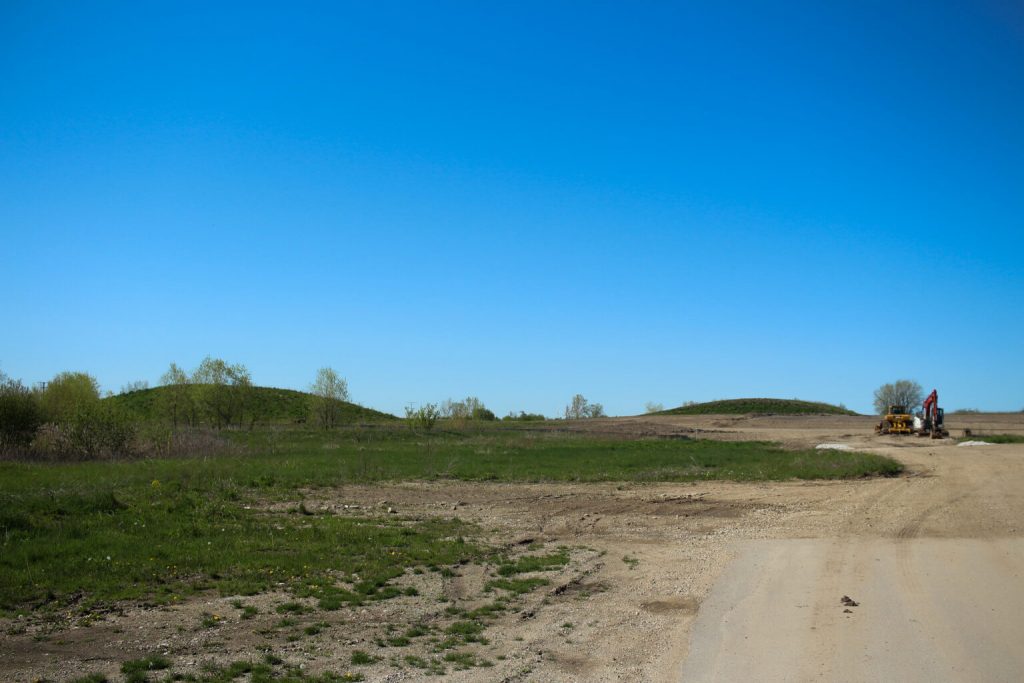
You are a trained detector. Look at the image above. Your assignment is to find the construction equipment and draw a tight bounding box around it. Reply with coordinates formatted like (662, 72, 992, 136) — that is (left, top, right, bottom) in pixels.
(876, 405, 914, 435)
(916, 389, 949, 439)
(874, 388, 950, 438)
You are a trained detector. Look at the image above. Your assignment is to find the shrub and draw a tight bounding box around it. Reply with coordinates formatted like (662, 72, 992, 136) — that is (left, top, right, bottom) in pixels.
(0, 375, 42, 450)
(33, 403, 139, 460)
(471, 407, 496, 421)
(405, 404, 440, 431)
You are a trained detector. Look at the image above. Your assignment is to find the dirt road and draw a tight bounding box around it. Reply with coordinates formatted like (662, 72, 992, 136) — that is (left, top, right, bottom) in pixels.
(677, 413, 1024, 683)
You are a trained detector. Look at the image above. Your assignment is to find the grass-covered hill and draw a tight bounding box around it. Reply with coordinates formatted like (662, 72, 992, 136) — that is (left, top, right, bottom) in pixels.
(107, 385, 397, 423)
(655, 398, 858, 416)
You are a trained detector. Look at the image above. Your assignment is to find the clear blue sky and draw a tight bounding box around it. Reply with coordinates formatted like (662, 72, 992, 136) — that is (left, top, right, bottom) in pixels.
(2, 1, 1022, 416)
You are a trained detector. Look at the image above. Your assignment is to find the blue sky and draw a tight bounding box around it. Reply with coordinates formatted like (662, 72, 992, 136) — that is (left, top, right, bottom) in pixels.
(2, 1, 1022, 416)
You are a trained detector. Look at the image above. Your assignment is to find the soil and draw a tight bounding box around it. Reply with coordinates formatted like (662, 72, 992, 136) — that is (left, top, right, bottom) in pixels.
(2, 412, 1023, 682)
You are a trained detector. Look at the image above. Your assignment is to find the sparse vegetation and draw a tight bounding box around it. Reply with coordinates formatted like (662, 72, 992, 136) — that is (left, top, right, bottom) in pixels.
(958, 434, 1024, 444)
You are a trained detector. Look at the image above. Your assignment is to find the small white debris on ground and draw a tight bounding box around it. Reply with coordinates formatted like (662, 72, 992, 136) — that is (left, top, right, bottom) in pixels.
(815, 443, 854, 451)
(958, 440, 993, 447)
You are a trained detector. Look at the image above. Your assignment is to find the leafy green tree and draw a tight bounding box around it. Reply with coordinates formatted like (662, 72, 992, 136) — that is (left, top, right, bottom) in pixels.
(40, 371, 100, 422)
(309, 367, 350, 429)
(192, 357, 252, 428)
(160, 362, 195, 428)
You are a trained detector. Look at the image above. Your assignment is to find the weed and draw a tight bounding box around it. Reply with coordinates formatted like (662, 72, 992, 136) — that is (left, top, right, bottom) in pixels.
(404, 624, 430, 638)
(497, 550, 569, 576)
(485, 577, 549, 595)
(350, 650, 378, 665)
(622, 555, 639, 570)
(276, 601, 309, 614)
(199, 612, 222, 628)
(443, 650, 491, 669)
(121, 654, 170, 682)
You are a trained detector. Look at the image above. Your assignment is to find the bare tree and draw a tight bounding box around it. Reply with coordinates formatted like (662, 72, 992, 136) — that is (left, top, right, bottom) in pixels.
(644, 402, 664, 414)
(310, 367, 350, 430)
(119, 380, 149, 394)
(873, 379, 924, 415)
(564, 394, 605, 420)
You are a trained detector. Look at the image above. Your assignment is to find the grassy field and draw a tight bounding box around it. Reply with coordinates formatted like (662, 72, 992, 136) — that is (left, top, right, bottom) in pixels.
(656, 398, 857, 416)
(0, 426, 900, 614)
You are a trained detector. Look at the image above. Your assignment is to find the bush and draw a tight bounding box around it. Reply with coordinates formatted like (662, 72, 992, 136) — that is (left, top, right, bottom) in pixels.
(471, 407, 496, 421)
(33, 403, 139, 460)
(503, 411, 546, 422)
(0, 375, 43, 450)
(406, 404, 440, 431)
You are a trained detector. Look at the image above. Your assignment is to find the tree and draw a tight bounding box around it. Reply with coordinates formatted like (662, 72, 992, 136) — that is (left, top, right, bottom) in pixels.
(40, 371, 100, 422)
(645, 402, 664, 414)
(160, 363, 195, 428)
(873, 379, 924, 415)
(564, 394, 605, 420)
(119, 380, 149, 394)
(441, 396, 492, 422)
(192, 357, 252, 428)
(309, 367, 350, 429)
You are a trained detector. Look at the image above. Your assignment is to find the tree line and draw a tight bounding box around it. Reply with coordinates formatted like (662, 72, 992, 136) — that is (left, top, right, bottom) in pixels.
(0, 359, 356, 459)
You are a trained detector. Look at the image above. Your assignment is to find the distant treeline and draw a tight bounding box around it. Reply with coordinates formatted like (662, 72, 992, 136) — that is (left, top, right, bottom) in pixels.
(0, 358, 559, 461)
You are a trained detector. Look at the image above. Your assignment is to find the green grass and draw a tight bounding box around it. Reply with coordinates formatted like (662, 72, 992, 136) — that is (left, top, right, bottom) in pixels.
(497, 550, 569, 576)
(656, 398, 857, 416)
(107, 384, 397, 425)
(0, 426, 899, 612)
(959, 434, 1024, 444)
(223, 427, 898, 483)
(121, 655, 171, 682)
(485, 577, 550, 595)
(0, 456, 484, 610)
